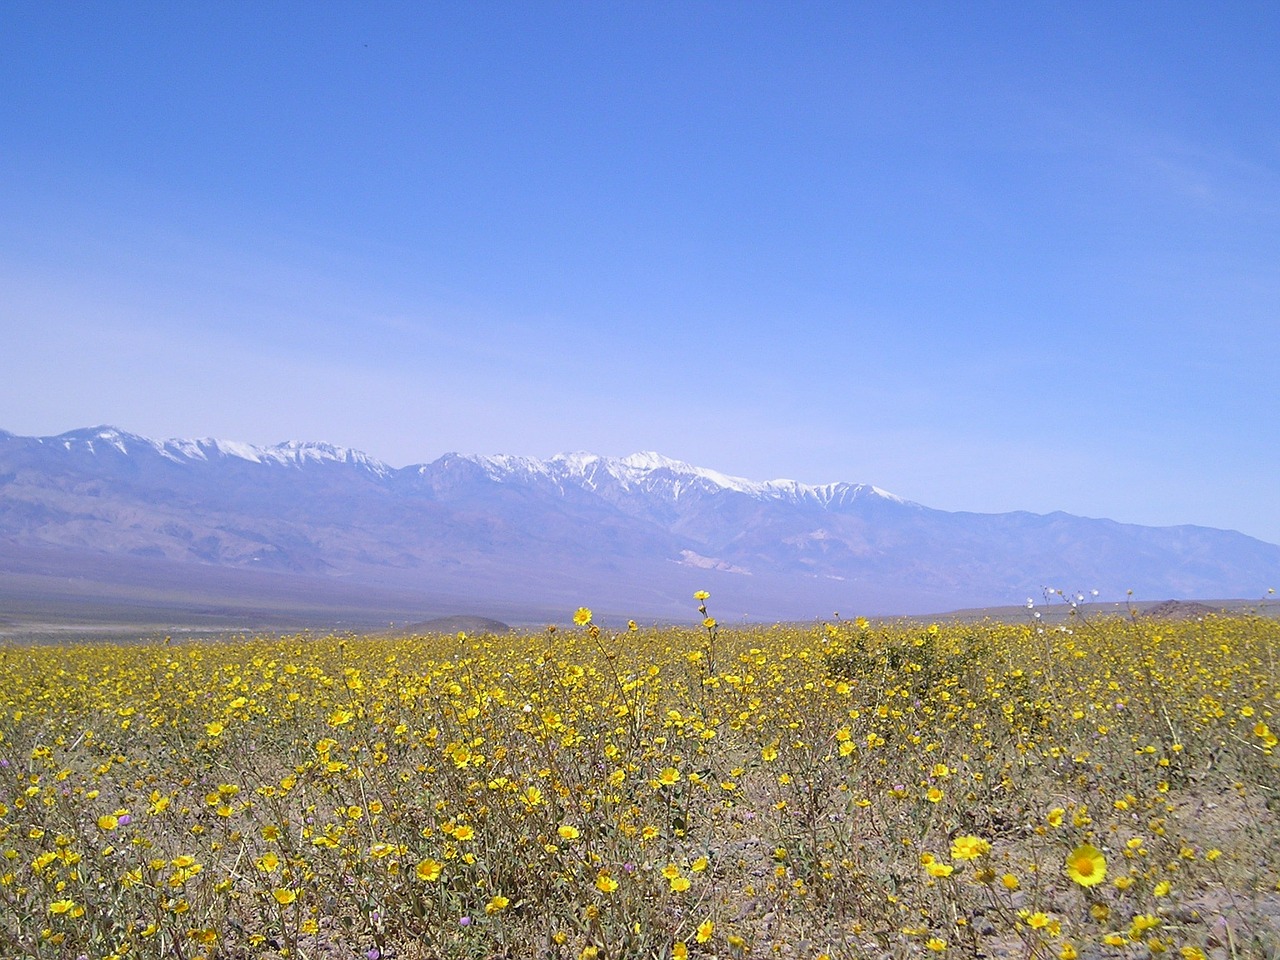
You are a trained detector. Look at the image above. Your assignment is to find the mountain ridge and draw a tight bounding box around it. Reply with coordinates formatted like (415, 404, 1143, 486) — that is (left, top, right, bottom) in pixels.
(1, 425, 1276, 622)
(30, 425, 911, 509)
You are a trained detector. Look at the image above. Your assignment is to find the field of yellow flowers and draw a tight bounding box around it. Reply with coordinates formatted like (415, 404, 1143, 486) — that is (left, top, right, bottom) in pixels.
(1, 595, 1278, 960)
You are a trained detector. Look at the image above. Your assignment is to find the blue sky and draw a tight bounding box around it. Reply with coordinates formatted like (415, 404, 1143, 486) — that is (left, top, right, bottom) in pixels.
(4, 3, 1279, 545)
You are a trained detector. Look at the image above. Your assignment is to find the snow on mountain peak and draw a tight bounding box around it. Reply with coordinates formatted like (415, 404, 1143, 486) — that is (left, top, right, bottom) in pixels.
(606, 452, 910, 506)
(867, 485, 907, 503)
(54, 425, 147, 456)
(615, 452, 761, 495)
(267, 439, 384, 467)
(43, 427, 392, 476)
(463, 449, 908, 507)
(548, 451, 604, 474)
(24, 426, 903, 507)
(618, 451, 686, 472)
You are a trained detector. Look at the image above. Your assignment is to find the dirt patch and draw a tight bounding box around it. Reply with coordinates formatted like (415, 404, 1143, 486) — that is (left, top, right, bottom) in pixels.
(1143, 600, 1224, 619)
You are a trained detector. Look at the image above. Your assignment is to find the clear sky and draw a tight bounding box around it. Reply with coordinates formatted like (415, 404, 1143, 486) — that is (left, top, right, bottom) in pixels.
(3, 3, 1279, 544)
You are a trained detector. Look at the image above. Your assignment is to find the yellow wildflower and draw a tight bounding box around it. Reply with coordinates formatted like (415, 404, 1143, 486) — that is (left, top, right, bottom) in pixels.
(415, 859, 442, 882)
(950, 835, 990, 860)
(1065, 844, 1107, 887)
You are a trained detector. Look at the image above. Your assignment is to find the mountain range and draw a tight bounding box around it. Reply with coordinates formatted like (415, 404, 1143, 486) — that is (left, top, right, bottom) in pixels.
(1, 425, 1277, 626)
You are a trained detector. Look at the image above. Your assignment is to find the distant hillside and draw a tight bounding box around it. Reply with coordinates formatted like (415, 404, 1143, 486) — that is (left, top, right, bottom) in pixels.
(1, 425, 1277, 623)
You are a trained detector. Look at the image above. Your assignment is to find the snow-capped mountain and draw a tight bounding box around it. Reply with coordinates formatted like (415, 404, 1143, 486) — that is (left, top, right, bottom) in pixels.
(454, 448, 906, 508)
(31, 425, 394, 475)
(2, 425, 1278, 621)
